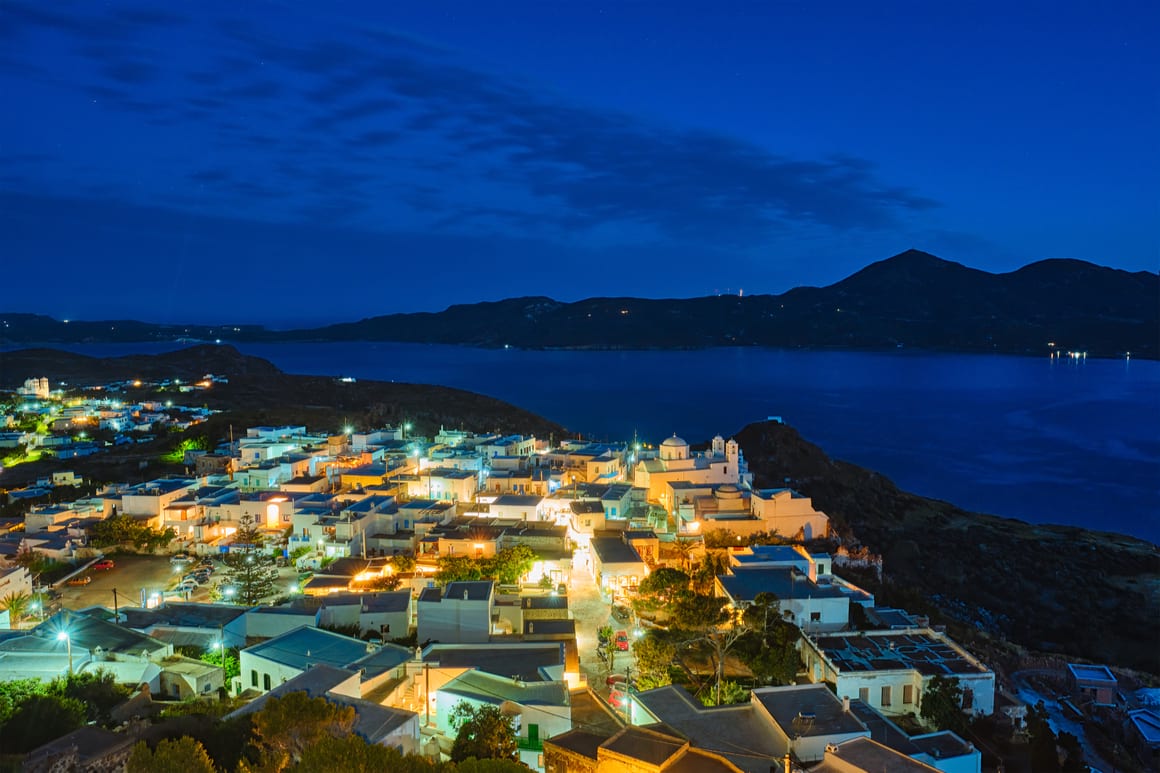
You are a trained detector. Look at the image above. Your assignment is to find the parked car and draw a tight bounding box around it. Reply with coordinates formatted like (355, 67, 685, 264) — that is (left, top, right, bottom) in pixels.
(170, 554, 193, 565)
(92, 559, 115, 570)
(614, 630, 630, 651)
(177, 579, 198, 592)
(66, 576, 91, 586)
(611, 605, 631, 624)
(606, 673, 628, 688)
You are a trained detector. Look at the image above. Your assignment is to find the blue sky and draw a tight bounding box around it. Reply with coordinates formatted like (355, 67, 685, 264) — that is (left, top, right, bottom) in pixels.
(2, 0, 1156, 325)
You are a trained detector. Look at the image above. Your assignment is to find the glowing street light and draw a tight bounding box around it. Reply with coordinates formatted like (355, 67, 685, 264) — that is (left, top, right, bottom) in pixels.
(57, 630, 73, 675)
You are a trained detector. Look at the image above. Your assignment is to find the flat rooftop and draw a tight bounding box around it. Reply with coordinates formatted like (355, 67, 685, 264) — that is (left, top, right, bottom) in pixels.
(590, 537, 642, 565)
(752, 684, 867, 738)
(423, 642, 563, 681)
(717, 567, 845, 602)
(813, 631, 987, 676)
(1067, 663, 1117, 684)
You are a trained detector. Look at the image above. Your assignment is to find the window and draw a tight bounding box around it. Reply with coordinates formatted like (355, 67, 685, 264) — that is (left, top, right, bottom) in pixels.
(962, 687, 973, 710)
(881, 686, 892, 706)
(859, 687, 869, 703)
(251, 670, 258, 687)
(264, 673, 271, 691)
(903, 685, 914, 704)
(810, 611, 821, 622)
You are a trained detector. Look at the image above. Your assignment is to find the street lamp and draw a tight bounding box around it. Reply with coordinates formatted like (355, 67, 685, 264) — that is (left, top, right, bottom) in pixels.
(57, 630, 73, 675)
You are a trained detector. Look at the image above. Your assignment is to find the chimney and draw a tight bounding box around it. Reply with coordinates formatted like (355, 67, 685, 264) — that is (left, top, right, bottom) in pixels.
(842, 695, 850, 713)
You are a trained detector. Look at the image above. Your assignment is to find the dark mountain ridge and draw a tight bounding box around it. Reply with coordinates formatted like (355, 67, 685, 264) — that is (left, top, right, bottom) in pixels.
(3, 251, 1156, 357)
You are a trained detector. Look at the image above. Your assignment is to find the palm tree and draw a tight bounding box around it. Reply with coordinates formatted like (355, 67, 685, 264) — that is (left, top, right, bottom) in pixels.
(670, 538, 696, 572)
(0, 591, 32, 623)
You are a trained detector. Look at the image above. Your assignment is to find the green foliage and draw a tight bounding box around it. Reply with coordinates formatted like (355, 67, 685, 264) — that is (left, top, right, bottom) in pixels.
(0, 694, 85, 753)
(200, 647, 241, 681)
(698, 679, 748, 706)
(1027, 701, 1061, 772)
(633, 632, 677, 687)
(288, 734, 530, 773)
(13, 548, 65, 576)
(288, 546, 313, 565)
(435, 545, 538, 587)
(633, 568, 689, 615)
(127, 737, 216, 773)
(919, 675, 968, 735)
(390, 552, 416, 574)
(0, 678, 46, 724)
(249, 692, 357, 770)
(670, 591, 729, 632)
(89, 513, 177, 550)
(52, 669, 131, 724)
(449, 701, 519, 763)
(436, 555, 483, 585)
(223, 550, 280, 605)
(0, 591, 31, 622)
(233, 514, 265, 549)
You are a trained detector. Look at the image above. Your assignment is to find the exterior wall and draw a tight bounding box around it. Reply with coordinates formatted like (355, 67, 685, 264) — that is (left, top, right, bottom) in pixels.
(593, 559, 647, 594)
(543, 743, 597, 773)
(751, 490, 829, 540)
(360, 608, 410, 638)
(240, 651, 304, 694)
(784, 594, 849, 632)
(380, 713, 422, 755)
(0, 566, 33, 601)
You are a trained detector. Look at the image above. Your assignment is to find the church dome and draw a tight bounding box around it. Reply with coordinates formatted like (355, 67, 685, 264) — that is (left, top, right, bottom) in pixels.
(661, 434, 688, 448)
(716, 484, 742, 499)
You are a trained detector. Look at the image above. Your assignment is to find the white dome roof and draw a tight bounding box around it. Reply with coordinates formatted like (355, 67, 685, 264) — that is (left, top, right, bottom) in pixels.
(661, 434, 688, 447)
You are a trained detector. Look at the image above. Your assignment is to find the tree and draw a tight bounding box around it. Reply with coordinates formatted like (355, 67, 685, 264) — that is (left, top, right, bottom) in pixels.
(633, 568, 689, 616)
(689, 551, 730, 594)
(250, 692, 356, 771)
(0, 591, 31, 623)
(1027, 701, 1061, 772)
(293, 735, 431, 773)
(698, 679, 748, 706)
(436, 555, 484, 585)
(449, 701, 519, 763)
(390, 552, 416, 574)
(223, 551, 280, 605)
(89, 513, 177, 550)
(0, 694, 85, 753)
(127, 737, 216, 773)
(201, 647, 241, 681)
(669, 538, 697, 572)
(234, 513, 265, 549)
(486, 545, 537, 585)
(52, 669, 131, 724)
(633, 633, 676, 689)
(919, 675, 968, 735)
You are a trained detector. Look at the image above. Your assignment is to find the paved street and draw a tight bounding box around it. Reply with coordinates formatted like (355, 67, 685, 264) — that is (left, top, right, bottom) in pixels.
(567, 556, 637, 704)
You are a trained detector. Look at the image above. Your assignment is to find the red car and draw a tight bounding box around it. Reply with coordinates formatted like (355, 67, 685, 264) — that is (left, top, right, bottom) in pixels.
(614, 630, 630, 651)
(93, 559, 115, 570)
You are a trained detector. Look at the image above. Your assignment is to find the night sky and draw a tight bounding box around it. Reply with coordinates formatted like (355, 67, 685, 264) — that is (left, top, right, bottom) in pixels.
(2, 1, 1156, 326)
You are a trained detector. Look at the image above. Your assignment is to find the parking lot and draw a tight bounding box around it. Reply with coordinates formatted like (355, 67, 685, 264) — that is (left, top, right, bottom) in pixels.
(55, 554, 216, 610)
(52, 554, 301, 613)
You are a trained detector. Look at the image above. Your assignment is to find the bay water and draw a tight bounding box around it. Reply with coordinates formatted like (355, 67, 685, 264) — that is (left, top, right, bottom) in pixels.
(20, 342, 1160, 543)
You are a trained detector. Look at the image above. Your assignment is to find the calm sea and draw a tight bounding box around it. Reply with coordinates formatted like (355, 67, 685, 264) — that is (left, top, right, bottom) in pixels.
(18, 343, 1160, 543)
